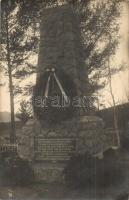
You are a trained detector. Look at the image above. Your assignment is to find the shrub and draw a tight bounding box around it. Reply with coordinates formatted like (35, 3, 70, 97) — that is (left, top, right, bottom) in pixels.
(63, 150, 126, 189)
(63, 153, 96, 189)
(0, 152, 34, 186)
(96, 149, 125, 187)
(121, 134, 129, 150)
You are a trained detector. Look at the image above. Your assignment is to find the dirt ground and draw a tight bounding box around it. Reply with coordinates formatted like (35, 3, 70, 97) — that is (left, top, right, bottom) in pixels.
(0, 148, 129, 200)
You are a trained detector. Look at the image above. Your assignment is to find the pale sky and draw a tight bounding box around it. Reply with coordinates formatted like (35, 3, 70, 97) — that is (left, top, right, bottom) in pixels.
(99, 2, 129, 108)
(0, 2, 129, 113)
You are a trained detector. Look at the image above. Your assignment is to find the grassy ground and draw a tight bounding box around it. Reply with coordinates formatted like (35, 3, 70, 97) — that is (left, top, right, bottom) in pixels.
(0, 148, 129, 200)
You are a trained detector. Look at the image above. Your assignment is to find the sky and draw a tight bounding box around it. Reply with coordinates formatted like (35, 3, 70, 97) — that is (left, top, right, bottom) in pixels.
(0, 1, 129, 113)
(99, 2, 129, 108)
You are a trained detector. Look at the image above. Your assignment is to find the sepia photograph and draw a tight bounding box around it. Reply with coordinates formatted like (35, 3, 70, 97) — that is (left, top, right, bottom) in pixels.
(0, 0, 129, 199)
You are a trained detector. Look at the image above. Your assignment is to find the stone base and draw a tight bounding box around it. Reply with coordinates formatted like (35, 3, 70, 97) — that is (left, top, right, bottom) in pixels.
(32, 162, 65, 183)
(17, 115, 119, 183)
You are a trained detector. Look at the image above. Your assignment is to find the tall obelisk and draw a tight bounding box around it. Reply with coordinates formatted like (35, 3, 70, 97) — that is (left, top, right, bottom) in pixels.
(37, 5, 88, 97)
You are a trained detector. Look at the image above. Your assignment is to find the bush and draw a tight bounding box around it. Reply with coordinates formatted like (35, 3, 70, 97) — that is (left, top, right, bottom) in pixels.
(96, 149, 125, 187)
(63, 153, 96, 189)
(121, 134, 129, 150)
(0, 151, 34, 186)
(63, 150, 126, 189)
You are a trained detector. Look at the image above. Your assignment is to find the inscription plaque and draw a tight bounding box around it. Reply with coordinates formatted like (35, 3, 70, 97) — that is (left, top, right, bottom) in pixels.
(34, 137, 77, 161)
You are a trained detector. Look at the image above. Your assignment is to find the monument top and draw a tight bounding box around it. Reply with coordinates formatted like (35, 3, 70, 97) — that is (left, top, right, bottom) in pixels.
(33, 5, 88, 122)
(37, 5, 87, 92)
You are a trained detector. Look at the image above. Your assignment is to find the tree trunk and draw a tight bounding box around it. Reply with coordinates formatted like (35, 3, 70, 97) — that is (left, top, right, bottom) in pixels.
(8, 64, 16, 143)
(6, 10, 16, 144)
(108, 37, 120, 147)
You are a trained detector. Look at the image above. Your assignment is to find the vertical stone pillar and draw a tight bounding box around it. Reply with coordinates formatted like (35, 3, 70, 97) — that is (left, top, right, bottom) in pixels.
(37, 5, 87, 96)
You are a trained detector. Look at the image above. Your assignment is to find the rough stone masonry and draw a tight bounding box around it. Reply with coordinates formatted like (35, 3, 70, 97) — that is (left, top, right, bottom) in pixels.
(37, 5, 88, 96)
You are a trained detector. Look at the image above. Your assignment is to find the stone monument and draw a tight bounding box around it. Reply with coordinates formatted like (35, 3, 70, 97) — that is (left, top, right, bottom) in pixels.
(18, 5, 118, 182)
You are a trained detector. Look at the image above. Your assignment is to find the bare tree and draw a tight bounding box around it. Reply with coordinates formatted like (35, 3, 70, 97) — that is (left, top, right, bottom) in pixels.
(3, 1, 15, 143)
(107, 35, 120, 148)
(1, 0, 33, 143)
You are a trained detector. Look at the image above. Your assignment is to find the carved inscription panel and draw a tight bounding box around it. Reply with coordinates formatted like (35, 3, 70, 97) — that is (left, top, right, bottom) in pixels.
(34, 137, 77, 161)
